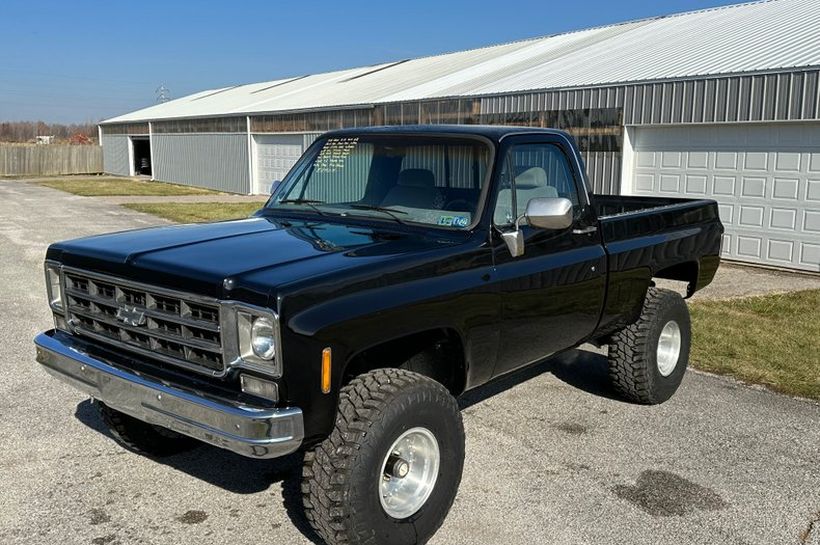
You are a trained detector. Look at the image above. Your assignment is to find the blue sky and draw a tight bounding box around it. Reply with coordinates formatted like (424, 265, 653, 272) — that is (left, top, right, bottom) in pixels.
(1, 0, 740, 123)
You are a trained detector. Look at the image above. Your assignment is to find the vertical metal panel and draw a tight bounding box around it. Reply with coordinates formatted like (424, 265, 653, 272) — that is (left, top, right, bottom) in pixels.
(101, 134, 130, 176)
(639, 85, 652, 123)
(738, 76, 752, 121)
(776, 73, 791, 120)
(726, 77, 739, 121)
(750, 76, 764, 121)
(153, 134, 249, 193)
(622, 85, 634, 124)
(662, 83, 673, 124)
(489, 72, 818, 127)
(805, 71, 818, 118)
(580, 150, 621, 194)
(789, 72, 804, 120)
(682, 81, 693, 123)
(763, 74, 778, 120)
(303, 133, 323, 148)
(652, 83, 664, 124)
(703, 79, 716, 122)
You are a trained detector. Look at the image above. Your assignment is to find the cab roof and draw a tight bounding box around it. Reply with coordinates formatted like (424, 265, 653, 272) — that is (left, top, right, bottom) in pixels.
(321, 124, 572, 144)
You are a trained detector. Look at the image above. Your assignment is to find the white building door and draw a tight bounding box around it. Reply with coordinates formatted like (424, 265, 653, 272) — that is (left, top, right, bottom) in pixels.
(624, 123, 820, 272)
(253, 134, 304, 194)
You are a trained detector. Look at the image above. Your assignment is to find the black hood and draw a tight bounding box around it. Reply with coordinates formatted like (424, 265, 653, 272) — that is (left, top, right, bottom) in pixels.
(47, 216, 461, 304)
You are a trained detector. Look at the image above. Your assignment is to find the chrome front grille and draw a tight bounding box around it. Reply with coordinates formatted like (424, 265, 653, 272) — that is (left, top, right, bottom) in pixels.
(63, 268, 225, 375)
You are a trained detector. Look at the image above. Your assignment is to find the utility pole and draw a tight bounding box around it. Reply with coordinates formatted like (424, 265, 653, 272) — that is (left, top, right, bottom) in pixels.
(155, 85, 171, 103)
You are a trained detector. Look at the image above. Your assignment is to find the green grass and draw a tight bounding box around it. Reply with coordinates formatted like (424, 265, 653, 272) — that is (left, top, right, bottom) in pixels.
(39, 177, 220, 196)
(689, 289, 820, 400)
(122, 202, 263, 223)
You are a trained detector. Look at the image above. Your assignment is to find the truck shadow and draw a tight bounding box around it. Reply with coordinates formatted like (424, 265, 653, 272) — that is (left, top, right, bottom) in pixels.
(459, 346, 623, 409)
(72, 346, 619, 544)
(74, 399, 326, 543)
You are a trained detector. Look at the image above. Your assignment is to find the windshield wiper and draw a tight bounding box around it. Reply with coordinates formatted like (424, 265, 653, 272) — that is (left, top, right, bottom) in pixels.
(347, 204, 408, 224)
(278, 198, 327, 216)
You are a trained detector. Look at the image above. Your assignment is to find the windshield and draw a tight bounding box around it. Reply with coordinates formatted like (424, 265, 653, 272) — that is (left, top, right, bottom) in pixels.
(267, 135, 492, 229)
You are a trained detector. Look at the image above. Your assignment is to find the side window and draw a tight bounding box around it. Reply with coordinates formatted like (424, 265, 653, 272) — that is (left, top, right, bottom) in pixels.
(493, 143, 580, 226)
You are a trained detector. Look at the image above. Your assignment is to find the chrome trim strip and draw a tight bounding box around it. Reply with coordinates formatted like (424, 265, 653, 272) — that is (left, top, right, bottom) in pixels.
(34, 331, 303, 459)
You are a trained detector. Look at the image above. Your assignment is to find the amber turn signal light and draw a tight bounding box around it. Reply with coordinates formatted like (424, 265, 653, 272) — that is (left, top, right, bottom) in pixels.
(321, 347, 332, 394)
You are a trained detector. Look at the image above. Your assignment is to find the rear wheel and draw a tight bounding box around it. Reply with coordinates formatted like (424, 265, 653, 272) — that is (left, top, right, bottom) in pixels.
(302, 368, 465, 545)
(96, 401, 199, 457)
(607, 287, 691, 404)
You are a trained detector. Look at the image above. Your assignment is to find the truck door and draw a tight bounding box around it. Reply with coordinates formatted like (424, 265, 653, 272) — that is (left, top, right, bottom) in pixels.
(489, 135, 607, 377)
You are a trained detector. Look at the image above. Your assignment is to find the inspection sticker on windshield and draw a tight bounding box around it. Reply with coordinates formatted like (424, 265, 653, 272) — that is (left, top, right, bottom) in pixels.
(438, 215, 469, 227)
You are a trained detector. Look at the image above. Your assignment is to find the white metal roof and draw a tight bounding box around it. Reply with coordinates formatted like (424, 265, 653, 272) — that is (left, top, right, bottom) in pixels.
(103, 0, 820, 124)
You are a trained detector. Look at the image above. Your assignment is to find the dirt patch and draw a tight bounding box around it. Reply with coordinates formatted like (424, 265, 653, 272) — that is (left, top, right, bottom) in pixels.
(612, 470, 727, 516)
(554, 422, 588, 435)
(176, 510, 209, 524)
(88, 508, 111, 525)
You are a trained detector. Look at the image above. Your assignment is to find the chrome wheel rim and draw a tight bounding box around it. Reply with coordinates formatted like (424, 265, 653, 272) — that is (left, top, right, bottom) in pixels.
(379, 427, 440, 519)
(657, 320, 682, 377)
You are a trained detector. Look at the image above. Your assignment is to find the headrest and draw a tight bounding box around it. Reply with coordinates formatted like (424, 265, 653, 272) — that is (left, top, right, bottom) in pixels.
(515, 167, 548, 189)
(397, 168, 435, 188)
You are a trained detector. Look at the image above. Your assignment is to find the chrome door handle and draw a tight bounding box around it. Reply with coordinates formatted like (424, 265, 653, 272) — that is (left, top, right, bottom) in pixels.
(572, 226, 597, 235)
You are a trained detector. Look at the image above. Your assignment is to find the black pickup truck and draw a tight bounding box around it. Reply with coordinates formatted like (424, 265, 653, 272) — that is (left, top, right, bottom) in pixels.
(35, 126, 722, 545)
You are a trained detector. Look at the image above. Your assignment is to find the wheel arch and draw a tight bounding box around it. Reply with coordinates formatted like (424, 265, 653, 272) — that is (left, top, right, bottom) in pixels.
(342, 327, 468, 396)
(652, 260, 700, 298)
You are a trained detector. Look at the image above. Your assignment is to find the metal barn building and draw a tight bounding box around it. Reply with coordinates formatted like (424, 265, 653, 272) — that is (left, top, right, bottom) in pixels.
(99, 0, 820, 272)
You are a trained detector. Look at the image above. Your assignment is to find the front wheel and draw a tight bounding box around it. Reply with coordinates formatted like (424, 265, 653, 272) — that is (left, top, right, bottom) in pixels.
(607, 287, 691, 404)
(302, 368, 465, 545)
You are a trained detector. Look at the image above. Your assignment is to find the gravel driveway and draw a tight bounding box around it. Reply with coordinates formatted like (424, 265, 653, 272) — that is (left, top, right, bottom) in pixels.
(1, 181, 819, 545)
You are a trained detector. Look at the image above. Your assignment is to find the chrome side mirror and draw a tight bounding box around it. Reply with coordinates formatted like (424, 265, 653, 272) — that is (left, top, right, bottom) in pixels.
(269, 180, 282, 196)
(525, 197, 573, 230)
(500, 197, 574, 257)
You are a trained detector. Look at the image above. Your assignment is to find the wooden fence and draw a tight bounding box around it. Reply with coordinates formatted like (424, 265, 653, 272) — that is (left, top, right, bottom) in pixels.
(0, 144, 103, 176)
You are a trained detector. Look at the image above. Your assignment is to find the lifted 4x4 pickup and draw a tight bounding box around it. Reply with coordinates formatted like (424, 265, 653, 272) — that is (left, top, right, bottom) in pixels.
(35, 126, 722, 545)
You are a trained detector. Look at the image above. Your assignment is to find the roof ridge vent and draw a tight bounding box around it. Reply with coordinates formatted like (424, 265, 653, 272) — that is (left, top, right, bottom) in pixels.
(338, 59, 410, 83)
(250, 75, 310, 94)
(190, 85, 245, 102)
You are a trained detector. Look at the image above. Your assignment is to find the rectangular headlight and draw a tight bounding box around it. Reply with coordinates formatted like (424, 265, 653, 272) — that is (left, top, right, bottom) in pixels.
(45, 262, 63, 311)
(223, 303, 282, 377)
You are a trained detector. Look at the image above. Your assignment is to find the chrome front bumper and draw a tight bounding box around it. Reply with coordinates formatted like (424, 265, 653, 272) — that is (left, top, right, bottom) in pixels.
(34, 330, 304, 459)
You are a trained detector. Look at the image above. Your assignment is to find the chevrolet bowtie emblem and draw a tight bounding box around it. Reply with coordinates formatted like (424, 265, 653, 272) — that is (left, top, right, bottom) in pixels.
(116, 305, 147, 327)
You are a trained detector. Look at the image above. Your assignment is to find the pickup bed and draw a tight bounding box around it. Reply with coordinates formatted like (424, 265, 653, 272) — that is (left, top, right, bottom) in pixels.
(35, 125, 722, 545)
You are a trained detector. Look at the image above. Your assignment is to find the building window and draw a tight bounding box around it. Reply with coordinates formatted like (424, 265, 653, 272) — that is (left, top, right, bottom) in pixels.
(152, 118, 245, 133)
(101, 123, 149, 136)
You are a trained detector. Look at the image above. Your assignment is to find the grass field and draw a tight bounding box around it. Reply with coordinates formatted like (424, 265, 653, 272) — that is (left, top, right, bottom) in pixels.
(122, 202, 262, 223)
(39, 177, 220, 196)
(689, 289, 820, 400)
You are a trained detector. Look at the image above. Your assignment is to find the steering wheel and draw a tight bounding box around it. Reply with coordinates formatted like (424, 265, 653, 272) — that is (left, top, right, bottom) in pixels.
(444, 199, 473, 212)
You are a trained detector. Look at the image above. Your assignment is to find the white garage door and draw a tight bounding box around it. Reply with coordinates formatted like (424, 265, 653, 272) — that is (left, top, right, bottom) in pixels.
(628, 123, 820, 272)
(253, 134, 304, 194)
